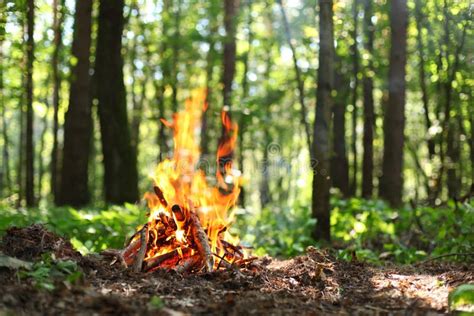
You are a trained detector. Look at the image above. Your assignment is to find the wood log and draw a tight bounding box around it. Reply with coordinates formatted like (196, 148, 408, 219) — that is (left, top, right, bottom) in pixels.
(153, 186, 168, 207)
(174, 255, 201, 274)
(133, 224, 149, 272)
(171, 204, 185, 221)
(143, 249, 179, 272)
(190, 210, 214, 272)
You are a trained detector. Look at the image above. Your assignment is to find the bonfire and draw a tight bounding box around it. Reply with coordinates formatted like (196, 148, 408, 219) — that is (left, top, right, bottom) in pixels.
(103, 91, 248, 273)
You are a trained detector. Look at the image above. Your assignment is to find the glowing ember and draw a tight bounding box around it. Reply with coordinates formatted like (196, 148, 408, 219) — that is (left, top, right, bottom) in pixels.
(106, 90, 247, 273)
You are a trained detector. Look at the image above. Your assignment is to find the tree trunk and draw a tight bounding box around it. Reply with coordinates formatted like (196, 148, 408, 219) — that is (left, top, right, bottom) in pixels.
(277, 0, 312, 160)
(222, 0, 238, 109)
(95, 0, 138, 204)
(37, 103, 49, 202)
(59, 0, 93, 206)
(170, 0, 181, 113)
(238, 0, 252, 207)
(312, 0, 334, 242)
(0, 8, 11, 195)
(25, 0, 35, 207)
(361, 0, 374, 198)
(331, 66, 349, 197)
(380, 0, 408, 207)
(349, 0, 359, 197)
(444, 10, 467, 200)
(414, 0, 434, 161)
(50, 0, 65, 202)
(200, 12, 218, 162)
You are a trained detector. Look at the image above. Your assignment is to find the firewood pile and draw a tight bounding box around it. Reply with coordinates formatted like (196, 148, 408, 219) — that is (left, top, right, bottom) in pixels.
(102, 185, 249, 273)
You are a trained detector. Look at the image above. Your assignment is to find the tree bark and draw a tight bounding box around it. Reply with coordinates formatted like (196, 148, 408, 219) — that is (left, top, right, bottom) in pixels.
(25, 0, 35, 207)
(361, 0, 374, 198)
(277, 0, 312, 160)
(331, 65, 349, 197)
(349, 0, 359, 197)
(200, 8, 218, 162)
(0, 7, 11, 195)
(50, 0, 65, 203)
(95, 0, 138, 204)
(59, 0, 93, 206)
(222, 0, 238, 109)
(380, 0, 408, 207)
(414, 0, 435, 161)
(170, 0, 181, 113)
(238, 0, 252, 207)
(312, 0, 334, 242)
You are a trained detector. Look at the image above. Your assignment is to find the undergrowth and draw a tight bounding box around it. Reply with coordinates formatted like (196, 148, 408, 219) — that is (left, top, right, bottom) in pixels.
(0, 198, 472, 265)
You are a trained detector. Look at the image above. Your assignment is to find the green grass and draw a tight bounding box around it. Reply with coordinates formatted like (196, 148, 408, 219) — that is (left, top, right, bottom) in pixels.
(1, 198, 473, 264)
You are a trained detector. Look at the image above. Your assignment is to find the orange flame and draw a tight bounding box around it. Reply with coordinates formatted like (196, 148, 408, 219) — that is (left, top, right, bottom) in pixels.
(142, 89, 242, 268)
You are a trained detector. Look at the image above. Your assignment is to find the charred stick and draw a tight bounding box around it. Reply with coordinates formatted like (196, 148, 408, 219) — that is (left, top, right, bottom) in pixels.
(190, 211, 214, 272)
(133, 224, 149, 272)
(174, 255, 201, 274)
(172, 204, 185, 221)
(153, 186, 168, 207)
(143, 249, 179, 272)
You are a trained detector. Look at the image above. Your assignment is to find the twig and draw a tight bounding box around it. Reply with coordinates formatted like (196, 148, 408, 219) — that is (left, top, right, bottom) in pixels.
(133, 224, 149, 272)
(190, 210, 214, 272)
(414, 253, 474, 266)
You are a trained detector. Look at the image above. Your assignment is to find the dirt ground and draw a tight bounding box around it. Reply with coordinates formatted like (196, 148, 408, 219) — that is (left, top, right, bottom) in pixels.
(0, 225, 472, 315)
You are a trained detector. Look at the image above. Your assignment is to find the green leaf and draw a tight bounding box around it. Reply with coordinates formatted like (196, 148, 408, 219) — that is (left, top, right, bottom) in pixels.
(149, 296, 164, 310)
(449, 284, 474, 312)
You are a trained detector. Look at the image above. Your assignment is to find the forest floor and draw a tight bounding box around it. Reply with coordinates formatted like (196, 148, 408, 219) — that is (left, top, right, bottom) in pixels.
(0, 225, 472, 315)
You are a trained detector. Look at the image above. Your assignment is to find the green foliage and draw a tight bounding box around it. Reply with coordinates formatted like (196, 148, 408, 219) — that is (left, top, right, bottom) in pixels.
(0, 202, 146, 253)
(148, 296, 165, 310)
(236, 202, 316, 258)
(237, 197, 474, 264)
(18, 253, 82, 291)
(449, 284, 474, 313)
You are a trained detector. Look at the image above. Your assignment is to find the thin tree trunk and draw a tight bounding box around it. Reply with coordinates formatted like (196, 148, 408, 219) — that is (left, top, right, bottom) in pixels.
(95, 0, 138, 204)
(50, 0, 65, 202)
(238, 0, 252, 207)
(312, 0, 334, 242)
(170, 0, 181, 113)
(361, 0, 374, 198)
(37, 102, 49, 202)
(331, 55, 349, 197)
(0, 9, 11, 195)
(443, 9, 468, 200)
(25, 0, 35, 207)
(414, 0, 434, 161)
(379, 0, 408, 207)
(200, 18, 217, 162)
(156, 0, 171, 159)
(277, 0, 312, 159)
(349, 0, 359, 196)
(222, 0, 238, 109)
(129, 7, 147, 156)
(59, 0, 94, 206)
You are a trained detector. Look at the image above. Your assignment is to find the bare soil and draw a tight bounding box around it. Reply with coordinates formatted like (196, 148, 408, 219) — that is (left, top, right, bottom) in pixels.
(0, 225, 472, 315)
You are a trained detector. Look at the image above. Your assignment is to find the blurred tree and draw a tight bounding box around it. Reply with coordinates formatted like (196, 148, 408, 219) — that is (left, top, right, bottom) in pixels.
(349, 0, 360, 197)
(0, 0, 11, 196)
(95, 0, 138, 204)
(25, 0, 35, 207)
(222, 0, 238, 109)
(50, 0, 66, 203)
(59, 0, 94, 207)
(361, 0, 374, 198)
(277, 0, 312, 160)
(312, 0, 334, 241)
(380, 0, 407, 207)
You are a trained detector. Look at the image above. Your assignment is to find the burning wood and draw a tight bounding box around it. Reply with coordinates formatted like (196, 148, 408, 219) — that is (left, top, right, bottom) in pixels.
(104, 90, 248, 273)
